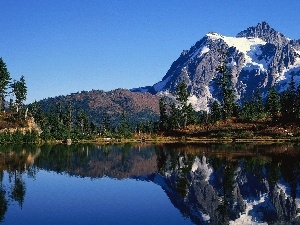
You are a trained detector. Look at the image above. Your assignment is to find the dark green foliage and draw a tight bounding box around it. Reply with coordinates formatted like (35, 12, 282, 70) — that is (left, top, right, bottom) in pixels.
(266, 86, 281, 120)
(159, 97, 169, 131)
(215, 51, 237, 119)
(169, 102, 181, 129)
(239, 89, 266, 122)
(175, 81, 192, 129)
(158, 81, 197, 131)
(10, 75, 27, 115)
(117, 111, 133, 138)
(210, 100, 222, 123)
(11, 130, 23, 144)
(197, 110, 208, 124)
(0, 58, 11, 111)
(281, 75, 297, 121)
(28, 101, 95, 141)
(23, 130, 39, 143)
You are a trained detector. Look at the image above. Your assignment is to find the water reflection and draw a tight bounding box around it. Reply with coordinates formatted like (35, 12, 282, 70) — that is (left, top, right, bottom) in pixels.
(0, 143, 300, 224)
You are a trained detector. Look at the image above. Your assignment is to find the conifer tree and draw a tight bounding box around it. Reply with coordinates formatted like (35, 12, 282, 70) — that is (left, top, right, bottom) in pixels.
(159, 97, 169, 131)
(175, 81, 191, 129)
(215, 51, 237, 119)
(266, 86, 281, 120)
(10, 75, 27, 114)
(0, 58, 11, 111)
(210, 100, 222, 123)
(281, 75, 297, 121)
(252, 89, 265, 119)
(169, 102, 180, 129)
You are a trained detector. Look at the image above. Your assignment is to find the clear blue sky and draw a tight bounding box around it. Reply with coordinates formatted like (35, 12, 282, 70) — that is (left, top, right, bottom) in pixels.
(0, 0, 299, 103)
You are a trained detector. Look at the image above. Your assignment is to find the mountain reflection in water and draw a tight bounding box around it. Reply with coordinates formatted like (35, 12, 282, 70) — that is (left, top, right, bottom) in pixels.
(0, 143, 300, 224)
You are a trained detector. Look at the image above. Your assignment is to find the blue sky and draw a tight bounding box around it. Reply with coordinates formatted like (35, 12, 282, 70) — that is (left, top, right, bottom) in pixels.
(1, 0, 299, 103)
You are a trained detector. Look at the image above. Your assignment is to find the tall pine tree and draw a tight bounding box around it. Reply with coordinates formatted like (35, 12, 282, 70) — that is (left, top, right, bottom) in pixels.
(0, 58, 11, 111)
(266, 86, 281, 121)
(215, 51, 237, 119)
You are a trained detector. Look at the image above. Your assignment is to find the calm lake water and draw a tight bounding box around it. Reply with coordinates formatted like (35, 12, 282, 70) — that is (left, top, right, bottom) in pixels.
(1, 143, 300, 224)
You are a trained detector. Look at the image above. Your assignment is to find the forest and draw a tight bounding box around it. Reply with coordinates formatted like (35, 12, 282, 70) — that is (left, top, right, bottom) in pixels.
(0, 55, 299, 144)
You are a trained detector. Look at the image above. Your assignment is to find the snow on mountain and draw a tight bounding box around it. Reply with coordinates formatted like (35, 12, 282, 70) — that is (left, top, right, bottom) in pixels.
(191, 156, 213, 182)
(229, 194, 269, 225)
(132, 22, 300, 111)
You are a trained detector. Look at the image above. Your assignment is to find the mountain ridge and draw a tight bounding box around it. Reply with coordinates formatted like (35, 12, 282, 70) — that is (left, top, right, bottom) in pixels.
(35, 22, 300, 125)
(132, 21, 300, 111)
(36, 88, 160, 126)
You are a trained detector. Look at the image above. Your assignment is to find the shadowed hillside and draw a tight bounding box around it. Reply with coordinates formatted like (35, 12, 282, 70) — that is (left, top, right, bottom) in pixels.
(36, 88, 160, 127)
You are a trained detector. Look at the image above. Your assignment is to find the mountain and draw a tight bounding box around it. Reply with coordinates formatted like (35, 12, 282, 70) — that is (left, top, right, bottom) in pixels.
(132, 22, 300, 111)
(37, 89, 160, 126)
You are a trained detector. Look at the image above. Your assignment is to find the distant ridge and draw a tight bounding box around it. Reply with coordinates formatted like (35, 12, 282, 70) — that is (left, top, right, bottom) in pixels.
(37, 89, 160, 126)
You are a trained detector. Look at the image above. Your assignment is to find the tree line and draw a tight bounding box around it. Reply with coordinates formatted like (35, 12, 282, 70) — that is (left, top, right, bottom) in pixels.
(2, 53, 300, 143)
(158, 51, 300, 131)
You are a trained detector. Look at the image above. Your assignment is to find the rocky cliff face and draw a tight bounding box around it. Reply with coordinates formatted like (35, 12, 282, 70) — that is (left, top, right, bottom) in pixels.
(132, 22, 300, 111)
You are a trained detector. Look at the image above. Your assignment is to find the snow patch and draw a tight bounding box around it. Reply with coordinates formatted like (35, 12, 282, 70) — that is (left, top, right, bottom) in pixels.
(206, 32, 224, 40)
(276, 63, 300, 92)
(229, 194, 268, 225)
(190, 46, 210, 59)
(207, 33, 269, 72)
(191, 156, 213, 182)
(201, 212, 210, 222)
(188, 95, 209, 112)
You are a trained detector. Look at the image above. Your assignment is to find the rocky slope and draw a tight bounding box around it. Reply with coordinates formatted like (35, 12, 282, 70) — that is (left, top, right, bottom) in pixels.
(132, 22, 300, 111)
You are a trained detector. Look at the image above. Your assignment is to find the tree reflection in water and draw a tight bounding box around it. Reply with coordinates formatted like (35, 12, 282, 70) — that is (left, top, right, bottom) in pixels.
(0, 143, 300, 224)
(0, 144, 39, 221)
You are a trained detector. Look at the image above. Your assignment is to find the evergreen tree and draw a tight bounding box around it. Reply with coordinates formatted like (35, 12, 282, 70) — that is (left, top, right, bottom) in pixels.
(252, 89, 265, 119)
(169, 102, 181, 129)
(10, 75, 27, 114)
(281, 75, 297, 121)
(296, 85, 300, 121)
(215, 51, 237, 119)
(175, 81, 190, 128)
(197, 110, 208, 124)
(118, 111, 132, 138)
(186, 103, 196, 125)
(210, 100, 222, 123)
(0, 58, 11, 111)
(238, 98, 254, 121)
(266, 86, 281, 121)
(159, 97, 169, 131)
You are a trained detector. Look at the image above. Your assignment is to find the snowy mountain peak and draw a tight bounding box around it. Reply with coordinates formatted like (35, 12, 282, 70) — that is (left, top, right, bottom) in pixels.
(236, 21, 289, 46)
(132, 22, 300, 111)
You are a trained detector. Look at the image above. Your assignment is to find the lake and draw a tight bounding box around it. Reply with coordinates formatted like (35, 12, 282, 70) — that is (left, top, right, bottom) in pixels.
(0, 143, 300, 224)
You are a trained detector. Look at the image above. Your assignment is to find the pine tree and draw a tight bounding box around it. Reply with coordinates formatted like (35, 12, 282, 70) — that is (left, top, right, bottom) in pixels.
(119, 111, 132, 138)
(266, 86, 281, 121)
(281, 75, 297, 121)
(175, 81, 193, 129)
(252, 89, 265, 119)
(296, 85, 300, 121)
(10, 75, 27, 114)
(215, 51, 237, 119)
(159, 97, 169, 131)
(169, 102, 180, 129)
(186, 103, 196, 125)
(210, 100, 222, 123)
(0, 58, 11, 111)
